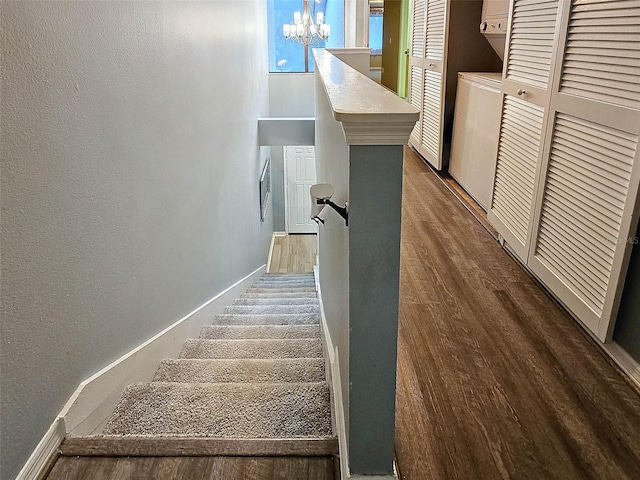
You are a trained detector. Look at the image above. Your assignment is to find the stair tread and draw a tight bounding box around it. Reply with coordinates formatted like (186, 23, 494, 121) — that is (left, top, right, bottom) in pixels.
(102, 382, 332, 438)
(199, 324, 320, 339)
(179, 338, 323, 359)
(153, 358, 325, 383)
(213, 313, 320, 325)
(224, 305, 320, 315)
(240, 292, 318, 298)
(61, 436, 339, 457)
(233, 298, 319, 306)
(245, 288, 316, 294)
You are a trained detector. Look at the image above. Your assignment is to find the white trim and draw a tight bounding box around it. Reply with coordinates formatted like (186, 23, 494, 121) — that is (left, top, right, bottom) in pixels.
(15, 417, 66, 480)
(266, 232, 285, 273)
(59, 265, 266, 436)
(314, 266, 349, 480)
(313, 50, 419, 147)
(603, 342, 640, 391)
(341, 121, 422, 145)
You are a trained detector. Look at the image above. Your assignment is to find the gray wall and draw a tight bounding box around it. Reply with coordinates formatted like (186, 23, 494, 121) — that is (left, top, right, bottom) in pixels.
(267, 74, 316, 231)
(0, 2, 272, 478)
(348, 145, 403, 475)
(614, 222, 640, 361)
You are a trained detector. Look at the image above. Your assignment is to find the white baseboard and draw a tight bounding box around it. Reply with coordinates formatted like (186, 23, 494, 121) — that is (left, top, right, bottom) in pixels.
(603, 342, 640, 390)
(15, 417, 65, 480)
(266, 232, 287, 273)
(59, 265, 265, 437)
(314, 266, 349, 480)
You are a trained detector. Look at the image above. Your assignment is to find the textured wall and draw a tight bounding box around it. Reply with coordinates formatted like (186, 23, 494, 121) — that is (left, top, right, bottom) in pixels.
(268, 73, 316, 231)
(0, 1, 271, 478)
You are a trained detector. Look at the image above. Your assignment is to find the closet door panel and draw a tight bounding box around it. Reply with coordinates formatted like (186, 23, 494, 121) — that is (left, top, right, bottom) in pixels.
(409, 65, 424, 147)
(408, 0, 426, 153)
(489, 95, 545, 258)
(503, 0, 559, 94)
(411, 0, 426, 59)
(488, 0, 561, 260)
(413, 0, 448, 170)
(421, 69, 443, 162)
(528, 0, 640, 342)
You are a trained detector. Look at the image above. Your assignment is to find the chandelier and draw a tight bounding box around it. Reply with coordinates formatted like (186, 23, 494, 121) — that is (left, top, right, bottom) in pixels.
(283, 0, 330, 72)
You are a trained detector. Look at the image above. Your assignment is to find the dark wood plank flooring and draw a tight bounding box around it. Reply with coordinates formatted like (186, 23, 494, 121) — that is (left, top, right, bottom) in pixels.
(45, 456, 337, 480)
(395, 147, 640, 480)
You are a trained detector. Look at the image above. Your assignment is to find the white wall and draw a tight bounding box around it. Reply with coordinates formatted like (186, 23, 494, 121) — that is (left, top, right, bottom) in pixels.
(268, 73, 316, 118)
(0, 1, 272, 478)
(268, 73, 316, 230)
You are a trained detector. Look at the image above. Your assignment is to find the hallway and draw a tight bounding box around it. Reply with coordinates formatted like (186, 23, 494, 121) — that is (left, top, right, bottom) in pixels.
(395, 147, 640, 479)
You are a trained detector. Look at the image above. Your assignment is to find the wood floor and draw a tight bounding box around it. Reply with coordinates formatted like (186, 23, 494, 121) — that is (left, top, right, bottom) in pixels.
(45, 456, 336, 480)
(395, 147, 640, 480)
(268, 234, 317, 273)
(43, 149, 640, 479)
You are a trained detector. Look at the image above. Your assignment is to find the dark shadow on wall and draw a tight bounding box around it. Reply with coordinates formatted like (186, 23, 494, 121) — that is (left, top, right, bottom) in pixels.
(614, 221, 640, 362)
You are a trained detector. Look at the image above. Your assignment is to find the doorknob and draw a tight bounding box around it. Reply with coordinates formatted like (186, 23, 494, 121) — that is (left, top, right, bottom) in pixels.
(517, 89, 526, 96)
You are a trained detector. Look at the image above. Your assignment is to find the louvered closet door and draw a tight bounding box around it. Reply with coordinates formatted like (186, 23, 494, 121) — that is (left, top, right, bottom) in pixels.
(419, 0, 448, 170)
(408, 0, 448, 170)
(409, 0, 426, 150)
(488, 0, 561, 261)
(409, 66, 424, 147)
(527, 0, 640, 342)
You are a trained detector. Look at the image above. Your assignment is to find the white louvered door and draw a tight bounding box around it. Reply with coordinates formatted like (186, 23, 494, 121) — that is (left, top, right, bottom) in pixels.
(409, 0, 426, 148)
(408, 0, 449, 170)
(527, 0, 640, 342)
(488, 0, 562, 261)
(420, 0, 447, 169)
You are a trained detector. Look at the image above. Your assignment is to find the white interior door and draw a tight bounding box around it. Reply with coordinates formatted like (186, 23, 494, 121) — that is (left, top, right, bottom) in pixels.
(285, 146, 318, 234)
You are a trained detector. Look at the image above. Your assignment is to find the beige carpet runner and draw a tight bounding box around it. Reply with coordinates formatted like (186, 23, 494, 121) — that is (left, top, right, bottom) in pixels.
(100, 273, 332, 438)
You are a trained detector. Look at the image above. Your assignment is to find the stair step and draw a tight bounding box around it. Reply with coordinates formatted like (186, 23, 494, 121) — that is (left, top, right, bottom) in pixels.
(179, 338, 323, 359)
(245, 287, 316, 294)
(240, 292, 318, 299)
(60, 437, 339, 457)
(212, 313, 320, 326)
(261, 274, 314, 279)
(153, 358, 325, 383)
(225, 305, 320, 315)
(199, 324, 320, 340)
(256, 276, 315, 282)
(250, 284, 316, 291)
(102, 382, 332, 438)
(252, 280, 316, 288)
(233, 298, 319, 306)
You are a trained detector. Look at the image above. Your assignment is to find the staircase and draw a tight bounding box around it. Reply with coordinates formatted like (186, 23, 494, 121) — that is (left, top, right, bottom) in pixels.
(89, 273, 334, 451)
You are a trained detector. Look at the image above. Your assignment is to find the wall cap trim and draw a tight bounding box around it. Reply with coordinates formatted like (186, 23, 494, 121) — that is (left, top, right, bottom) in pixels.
(314, 49, 419, 146)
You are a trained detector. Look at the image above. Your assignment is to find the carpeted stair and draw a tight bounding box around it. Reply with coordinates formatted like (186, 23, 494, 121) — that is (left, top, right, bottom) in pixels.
(99, 273, 333, 441)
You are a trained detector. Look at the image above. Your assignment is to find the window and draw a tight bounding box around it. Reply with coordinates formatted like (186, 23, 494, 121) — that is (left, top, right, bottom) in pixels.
(369, 10, 383, 55)
(267, 0, 345, 73)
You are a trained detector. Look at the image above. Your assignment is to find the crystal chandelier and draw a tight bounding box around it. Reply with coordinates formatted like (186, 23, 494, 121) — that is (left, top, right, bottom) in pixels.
(283, 0, 330, 72)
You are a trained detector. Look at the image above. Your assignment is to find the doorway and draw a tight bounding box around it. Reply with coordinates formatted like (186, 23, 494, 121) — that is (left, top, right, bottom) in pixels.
(284, 146, 317, 234)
